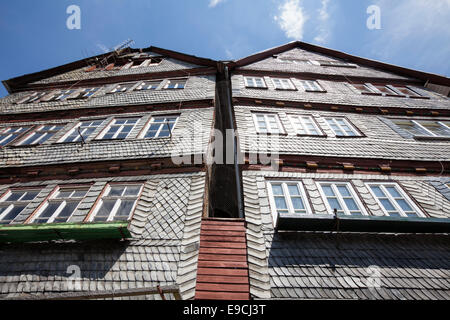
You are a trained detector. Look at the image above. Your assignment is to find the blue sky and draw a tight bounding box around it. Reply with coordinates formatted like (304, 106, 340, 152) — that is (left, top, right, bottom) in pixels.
(0, 0, 449, 97)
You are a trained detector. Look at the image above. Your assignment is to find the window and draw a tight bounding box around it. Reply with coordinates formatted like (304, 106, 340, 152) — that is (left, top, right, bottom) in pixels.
(0, 126, 30, 146)
(354, 83, 425, 98)
(0, 189, 41, 224)
(268, 181, 312, 222)
(18, 125, 65, 146)
(325, 118, 361, 137)
(59, 120, 105, 143)
(89, 184, 143, 222)
(272, 78, 295, 90)
(390, 86, 423, 97)
(299, 80, 325, 92)
(164, 79, 187, 89)
(252, 113, 284, 134)
(19, 92, 48, 104)
(75, 87, 100, 99)
(366, 183, 424, 218)
(135, 80, 162, 91)
(277, 58, 317, 65)
(30, 186, 89, 224)
(47, 89, 77, 101)
(320, 61, 357, 68)
(392, 119, 450, 138)
(97, 118, 139, 140)
(288, 115, 322, 136)
(318, 182, 367, 216)
(109, 83, 136, 93)
(244, 77, 266, 88)
(140, 116, 178, 139)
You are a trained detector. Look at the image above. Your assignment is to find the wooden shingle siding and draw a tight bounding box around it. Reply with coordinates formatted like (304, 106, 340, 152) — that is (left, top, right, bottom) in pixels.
(195, 219, 250, 300)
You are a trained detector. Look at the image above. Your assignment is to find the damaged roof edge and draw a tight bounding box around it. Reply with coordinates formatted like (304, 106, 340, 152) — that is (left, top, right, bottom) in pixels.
(229, 41, 450, 87)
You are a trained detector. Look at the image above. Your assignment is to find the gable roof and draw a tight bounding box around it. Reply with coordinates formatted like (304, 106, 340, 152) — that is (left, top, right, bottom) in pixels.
(2, 46, 218, 94)
(229, 41, 450, 87)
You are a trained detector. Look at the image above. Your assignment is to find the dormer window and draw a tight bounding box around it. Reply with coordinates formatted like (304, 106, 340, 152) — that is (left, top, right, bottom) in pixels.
(244, 77, 267, 88)
(164, 79, 187, 89)
(109, 82, 136, 93)
(392, 119, 450, 138)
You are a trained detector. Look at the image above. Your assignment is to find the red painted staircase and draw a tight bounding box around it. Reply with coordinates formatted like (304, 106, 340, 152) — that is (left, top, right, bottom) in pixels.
(195, 218, 250, 300)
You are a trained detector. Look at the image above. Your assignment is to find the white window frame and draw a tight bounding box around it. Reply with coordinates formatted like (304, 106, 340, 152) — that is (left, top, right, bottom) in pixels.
(164, 79, 187, 90)
(317, 181, 368, 216)
(288, 115, 323, 136)
(135, 80, 162, 91)
(0, 126, 30, 146)
(21, 92, 48, 104)
(138, 115, 179, 139)
(271, 78, 295, 90)
(109, 82, 136, 93)
(51, 89, 77, 101)
(267, 181, 312, 225)
(244, 77, 267, 88)
(17, 124, 64, 146)
(299, 80, 325, 92)
(88, 184, 143, 222)
(58, 119, 105, 143)
(325, 117, 361, 137)
(252, 113, 285, 134)
(79, 87, 100, 98)
(96, 118, 140, 140)
(29, 186, 90, 224)
(411, 120, 450, 137)
(365, 182, 425, 218)
(0, 189, 41, 224)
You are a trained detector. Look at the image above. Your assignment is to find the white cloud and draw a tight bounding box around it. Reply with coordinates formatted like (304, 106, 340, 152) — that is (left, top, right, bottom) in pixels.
(366, 0, 450, 75)
(209, 0, 226, 8)
(274, 0, 308, 40)
(314, 0, 331, 44)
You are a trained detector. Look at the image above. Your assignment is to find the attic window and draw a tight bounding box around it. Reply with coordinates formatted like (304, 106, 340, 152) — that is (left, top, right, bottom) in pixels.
(59, 119, 105, 143)
(164, 79, 187, 89)
(47, 89, 77, 102)
(88, 184, 143, 222)
(136, 80, 162, 91)
(109, 82, 136, 93)
(244, 77, 267, 88)
(140, 115, 179, 138)
(325, 117, 361, 137)
(28, 186, 90, 224)
(366, 183, 425, 218)
(0, 189, 41, 225)
(299, 80, 326, 92)
(96, 118, 140, 140)
(318, 182, 367, 216)
(16, 124, 65, 146)
(272, 78, 296, 90)
(319, 61, 357, 68)
(75, 87, 100, 99)
(0, 126, 30, 146)
(268, 181, 312, 223)
(18, 92, 48, 104)
(392, 119, 450, 139)
(354, 83, 428, 98)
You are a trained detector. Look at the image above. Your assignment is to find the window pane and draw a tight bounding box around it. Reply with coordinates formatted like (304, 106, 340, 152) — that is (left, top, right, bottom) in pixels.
(113, 200, 135, 221)
(327, 198, 342, 211)
(54, 202, 78, 222)
(5, 192, 25, 202)
(288, 185, 300, 196)
(396, 199, 414, 212)
(344, 198, 359, 211)
(124, 186, 141, 196)
(1, 205, 25, 224)
(322, 186, 334, 197)
(93, 200, 116, 222)
(370, 186, 385, 198)
(271, 184, 283, 195)
(35, 203, 60, 223)
(380, 199, 396, 211)
(337, 186, 351, 197)
(291, 197, 305, 210)
(386, 187, 402, 198)
(274, 197, 288, 210)
(109, 186, 125, 197)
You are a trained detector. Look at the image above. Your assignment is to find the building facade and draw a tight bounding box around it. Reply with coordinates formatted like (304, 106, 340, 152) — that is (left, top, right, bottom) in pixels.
(0, 42, 449, 300)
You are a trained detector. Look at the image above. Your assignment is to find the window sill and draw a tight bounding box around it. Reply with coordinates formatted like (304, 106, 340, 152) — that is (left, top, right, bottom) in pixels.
(296, 134, 327, 138)
(245, 86, 268, 90)
(361, 92, 382, 96)
(305, 90, 327, 93)
(0, 221, 131, 244)
(256, 132, 288, 136)
(275, 88, 298, 92)
(413, 135, 450, 141)
(276, 214, 450, 233)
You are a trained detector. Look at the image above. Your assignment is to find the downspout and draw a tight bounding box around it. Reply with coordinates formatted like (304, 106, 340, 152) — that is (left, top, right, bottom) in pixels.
(224, 65, 244, 219)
